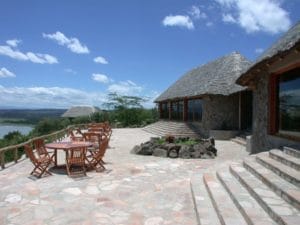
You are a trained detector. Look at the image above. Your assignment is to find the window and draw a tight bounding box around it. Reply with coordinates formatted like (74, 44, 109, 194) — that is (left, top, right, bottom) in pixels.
(270, 67, 300, 138)
(161, 102, 169, 119)
(171, 101, 183, 120)
(278, 68, 300, 137)
(187, 99, 202, 121)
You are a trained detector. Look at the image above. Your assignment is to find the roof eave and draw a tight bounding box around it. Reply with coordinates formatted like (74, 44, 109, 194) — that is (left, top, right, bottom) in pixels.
(237, 41, 300, 86)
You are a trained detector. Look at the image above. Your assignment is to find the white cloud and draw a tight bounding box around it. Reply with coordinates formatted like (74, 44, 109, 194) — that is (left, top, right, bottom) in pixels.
(108, 80, 143, 95)
(64, 68, 77, 74)
(162, 15, 194, 30)
(92, 74, 111, 84)
(94, 56, 108, 64)
(206, 21, 214, 27)
(43, 31, 89, 54)
(0, 86, 106, 108)
(6, 39, 21, 47)
(222, 13, 237, 23)
(0, 45, 58, 64)
(216, 0, 291, 34)
(188, 6, 207, 19)
(0, 67, 15, 78)
(255, 48, 264, 54)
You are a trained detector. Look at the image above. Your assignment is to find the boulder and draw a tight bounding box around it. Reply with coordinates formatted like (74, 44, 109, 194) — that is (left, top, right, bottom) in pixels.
(191, 150, 202, 158)
(131, 145, 141, 154)
(207, 145, 217, 156)
(164, 143, 179, 151)
(153, 148, 168, 157)
(135, 143, 153, 155)
(168, 149, 178, 158)
(178, 145, 192, 159)
(193, 144, 207, 154)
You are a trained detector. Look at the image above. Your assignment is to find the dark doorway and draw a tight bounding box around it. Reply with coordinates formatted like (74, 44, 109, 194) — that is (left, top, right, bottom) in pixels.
(241, 90, 253, 130)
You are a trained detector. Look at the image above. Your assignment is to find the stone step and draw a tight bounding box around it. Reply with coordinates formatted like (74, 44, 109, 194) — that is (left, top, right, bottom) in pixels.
(284, 147, 300, 158)
(190, 174, 221, 225)
(230, 162, 300, 225)
(217, 169, 276, 225)
(243, 157, 300, 210)
(143, 127, 199, 136)
(143, 126, 200, 137)
(231, 137, 246, 146)
(256, 152, 300, 187)
(269, 149, 300, 171)
(147, 126, 200, 133)
(143, 121, 202, 137)
(203, 173, 248, 225)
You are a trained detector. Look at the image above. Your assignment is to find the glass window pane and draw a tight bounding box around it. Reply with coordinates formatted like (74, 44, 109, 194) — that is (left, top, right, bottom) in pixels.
(278, 68, 300, 136)
(187, 99, 202, 121)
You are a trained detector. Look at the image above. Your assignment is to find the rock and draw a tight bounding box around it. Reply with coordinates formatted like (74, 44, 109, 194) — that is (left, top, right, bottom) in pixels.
(178, 146, 192, 159)
(150, 137, 160, 143)
(201, 153, 213, 159)
(164, 143, 176, 150)
(132, 143, 153, 155)
(168, 149, 178, 158)
(209, 137, 215, 146)
(153, 148, 168, 157)
(131, 145, 141, 154)
(191, 150, 202, 158)
(132, 136, 218, 159)
(207, 145, 217, 156)
(193, 144, 206, 154)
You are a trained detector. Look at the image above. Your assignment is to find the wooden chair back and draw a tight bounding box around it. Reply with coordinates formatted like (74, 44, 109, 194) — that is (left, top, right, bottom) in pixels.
(66, 147, 86, 177)
(33, 138, 48, 156)
(24, 144, 38, 164)
(86, 136, 109, 172)
(24, 144, 52, 178)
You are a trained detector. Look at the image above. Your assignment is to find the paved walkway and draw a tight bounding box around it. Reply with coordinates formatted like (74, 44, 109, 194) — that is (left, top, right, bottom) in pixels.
(0, 128, 249, 225)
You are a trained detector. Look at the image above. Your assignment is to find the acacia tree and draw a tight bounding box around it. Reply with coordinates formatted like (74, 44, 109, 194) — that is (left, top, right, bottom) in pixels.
(103, 93, 156, 127)
(104, 93, 146, 110)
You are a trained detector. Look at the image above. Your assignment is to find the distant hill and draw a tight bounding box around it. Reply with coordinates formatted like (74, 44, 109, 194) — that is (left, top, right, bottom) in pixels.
(0, 109, 67, 124)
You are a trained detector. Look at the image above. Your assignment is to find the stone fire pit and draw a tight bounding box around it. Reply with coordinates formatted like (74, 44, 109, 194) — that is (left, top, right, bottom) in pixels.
(131, 136, 217, 159)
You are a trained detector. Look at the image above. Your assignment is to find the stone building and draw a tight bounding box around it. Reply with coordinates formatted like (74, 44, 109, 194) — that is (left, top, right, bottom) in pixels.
(237, 21, 300, 153)
(154, 52, 252, 138)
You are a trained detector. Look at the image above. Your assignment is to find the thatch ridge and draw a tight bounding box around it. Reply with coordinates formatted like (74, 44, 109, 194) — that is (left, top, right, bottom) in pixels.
(155, 52, 251, 102)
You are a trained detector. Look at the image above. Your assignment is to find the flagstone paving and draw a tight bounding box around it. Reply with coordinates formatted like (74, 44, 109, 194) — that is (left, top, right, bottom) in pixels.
(0, 128, 248, 225)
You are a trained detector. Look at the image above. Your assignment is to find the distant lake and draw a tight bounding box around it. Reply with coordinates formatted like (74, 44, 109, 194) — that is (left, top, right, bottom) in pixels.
(0, 124, 33, 138)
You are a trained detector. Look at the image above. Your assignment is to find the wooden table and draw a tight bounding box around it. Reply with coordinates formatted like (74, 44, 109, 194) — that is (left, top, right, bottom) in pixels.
(45, 141, 92, 166)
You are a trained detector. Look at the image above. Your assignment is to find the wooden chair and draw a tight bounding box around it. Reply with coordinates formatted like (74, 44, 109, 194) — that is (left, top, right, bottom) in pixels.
(66, 147, 86, 177)
(33, 138, 54, 163)
(24, 144, 52, 178)
(86, 137, 109, 172)
(68, 129, 84, 142)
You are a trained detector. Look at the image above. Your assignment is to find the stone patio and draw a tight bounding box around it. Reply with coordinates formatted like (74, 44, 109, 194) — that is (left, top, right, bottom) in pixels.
(0, 128, 248, 225)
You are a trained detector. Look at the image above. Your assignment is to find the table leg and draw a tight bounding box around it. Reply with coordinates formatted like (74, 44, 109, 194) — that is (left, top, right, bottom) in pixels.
(54, 149, 58, 166)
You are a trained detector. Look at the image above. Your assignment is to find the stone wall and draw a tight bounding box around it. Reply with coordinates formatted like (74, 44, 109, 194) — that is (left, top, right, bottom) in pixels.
(193, 93, 240, 138)
(251, 60, 300, 153)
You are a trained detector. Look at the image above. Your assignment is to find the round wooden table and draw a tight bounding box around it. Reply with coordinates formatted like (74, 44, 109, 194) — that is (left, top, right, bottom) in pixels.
(45, 141, 93, 166)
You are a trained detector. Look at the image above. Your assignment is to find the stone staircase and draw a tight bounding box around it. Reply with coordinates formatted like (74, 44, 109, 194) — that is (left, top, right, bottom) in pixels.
(191, 147, 300, 225)
(231, 132, 252, 146)
(231, 136, 247, 146)
(142, 120, 202, 137)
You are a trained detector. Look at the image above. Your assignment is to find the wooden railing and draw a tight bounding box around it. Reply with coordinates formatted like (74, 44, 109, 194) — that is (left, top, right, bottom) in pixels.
(0, 124, 88, 170)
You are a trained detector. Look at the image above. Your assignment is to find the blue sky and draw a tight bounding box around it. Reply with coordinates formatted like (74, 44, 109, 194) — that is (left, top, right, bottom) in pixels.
(0, 0, 299, 108)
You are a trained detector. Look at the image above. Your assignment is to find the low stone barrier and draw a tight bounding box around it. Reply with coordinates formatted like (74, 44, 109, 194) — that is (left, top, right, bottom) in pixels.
(131, 136, 217, 159)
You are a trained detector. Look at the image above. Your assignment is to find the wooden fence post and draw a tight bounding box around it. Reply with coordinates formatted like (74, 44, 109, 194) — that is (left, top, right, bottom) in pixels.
(0, 152, 5, 169)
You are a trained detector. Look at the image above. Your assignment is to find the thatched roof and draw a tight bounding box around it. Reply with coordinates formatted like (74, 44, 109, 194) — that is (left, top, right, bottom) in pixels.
(155, 52, 251, 102)
(62, 106, 100, 118)
(237, 21, 300, 86)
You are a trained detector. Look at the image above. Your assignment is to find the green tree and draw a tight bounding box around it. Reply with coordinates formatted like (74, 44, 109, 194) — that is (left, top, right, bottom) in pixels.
(103, 93, 158, 127)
